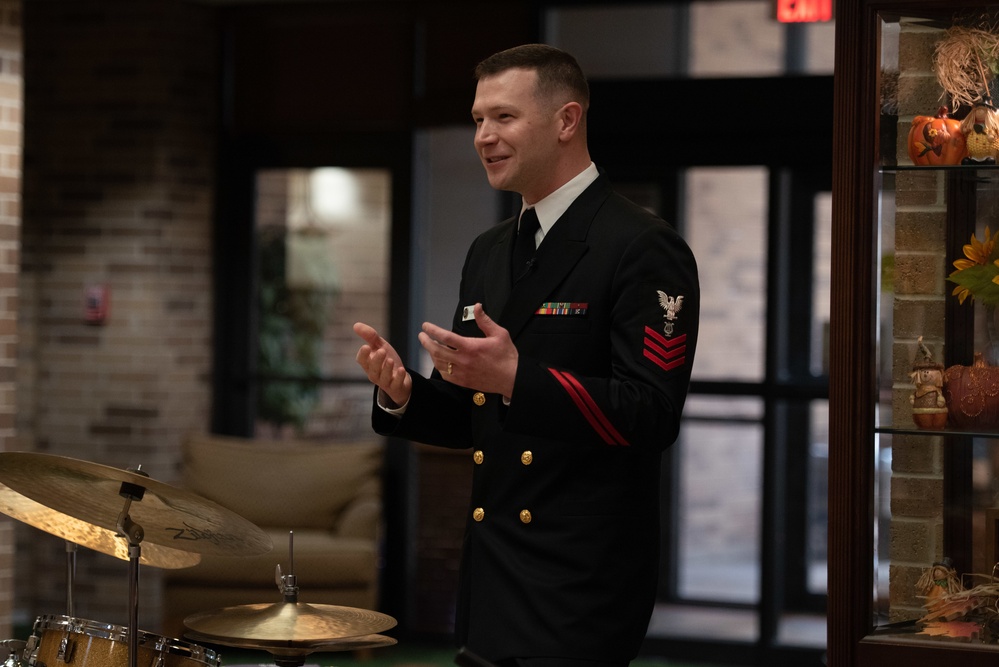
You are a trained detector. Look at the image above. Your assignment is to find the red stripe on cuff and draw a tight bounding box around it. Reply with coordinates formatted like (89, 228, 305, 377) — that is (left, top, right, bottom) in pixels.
(549, 368, 629, 446)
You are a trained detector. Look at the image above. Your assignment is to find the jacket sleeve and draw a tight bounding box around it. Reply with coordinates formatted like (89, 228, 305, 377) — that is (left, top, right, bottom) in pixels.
(371, 371, 474, 449)
(504, 222, 699, 452)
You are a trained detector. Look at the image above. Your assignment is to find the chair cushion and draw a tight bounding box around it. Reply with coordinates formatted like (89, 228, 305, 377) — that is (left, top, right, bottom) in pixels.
(165, 529, 377, 588)
(182, 434, 383, 530)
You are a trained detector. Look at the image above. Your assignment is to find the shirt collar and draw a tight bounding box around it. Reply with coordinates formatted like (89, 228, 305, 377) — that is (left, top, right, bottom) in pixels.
(520, 162, 599, 238)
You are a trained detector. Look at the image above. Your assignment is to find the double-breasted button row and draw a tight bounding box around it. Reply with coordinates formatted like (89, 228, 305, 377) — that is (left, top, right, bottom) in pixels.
(471, 507, 532, 524)
(470, 449, 533, 524)
(471, 450, 533, 465)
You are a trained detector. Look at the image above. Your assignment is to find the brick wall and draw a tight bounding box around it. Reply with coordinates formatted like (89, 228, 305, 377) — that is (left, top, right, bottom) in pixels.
(889, 20, 949, 620)
(0, 0, 19, 642)
(16, 0, 217, 631)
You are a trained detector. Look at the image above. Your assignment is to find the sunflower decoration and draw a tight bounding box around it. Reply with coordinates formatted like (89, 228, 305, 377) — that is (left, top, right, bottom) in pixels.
(949, 226, 999, 305)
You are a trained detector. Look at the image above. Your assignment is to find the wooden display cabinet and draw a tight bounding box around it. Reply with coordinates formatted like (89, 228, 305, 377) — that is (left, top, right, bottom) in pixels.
(832, 1, 999, 665)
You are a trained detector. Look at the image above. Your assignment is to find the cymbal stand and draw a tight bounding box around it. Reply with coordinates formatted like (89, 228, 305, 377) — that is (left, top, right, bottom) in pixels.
(64, 541, 77, 617)
(275, 531, 298, 603)
(116, 469, 148, 667)
(271, 532, 305, 667)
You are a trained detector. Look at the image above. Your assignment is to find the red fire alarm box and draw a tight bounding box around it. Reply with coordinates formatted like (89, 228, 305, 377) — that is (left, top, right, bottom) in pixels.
(84, 284, 109, 325)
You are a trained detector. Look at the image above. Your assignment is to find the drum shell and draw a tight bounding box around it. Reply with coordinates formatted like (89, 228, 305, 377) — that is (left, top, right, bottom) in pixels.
(26, 616, 219, 667)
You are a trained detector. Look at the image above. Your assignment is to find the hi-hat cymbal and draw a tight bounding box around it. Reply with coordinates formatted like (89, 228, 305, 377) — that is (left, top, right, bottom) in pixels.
(0, 484, 201, 568)
(0, 452, 272, 557)
(183, 602, 397, 646)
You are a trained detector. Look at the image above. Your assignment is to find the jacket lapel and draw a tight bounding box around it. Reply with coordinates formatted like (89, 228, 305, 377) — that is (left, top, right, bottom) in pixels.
(498, 176, 612, 340)
(482, 217, 516, 315)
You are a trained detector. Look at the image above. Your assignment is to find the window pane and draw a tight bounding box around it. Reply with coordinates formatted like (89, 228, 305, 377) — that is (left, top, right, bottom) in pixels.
(690, 0, 783, 76)
(807, 400, 829, 595)
(677, 397, 763, 604)
(813, 192, 832, 375)
(254, 167, 390, 439)
(807, 192, 832, 595)
(545, 4, 686, 78)
(802, 22, 835, 75)
(686, 167, 767, 382)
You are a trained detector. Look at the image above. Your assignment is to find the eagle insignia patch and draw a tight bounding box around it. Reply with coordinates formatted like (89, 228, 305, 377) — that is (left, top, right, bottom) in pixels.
(656, 290, 684, 337)
(644, 290, 688, 374)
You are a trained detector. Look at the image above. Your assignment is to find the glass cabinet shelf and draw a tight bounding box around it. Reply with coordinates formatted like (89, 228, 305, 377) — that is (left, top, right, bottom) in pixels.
(876, 426, 999, 437)
(864, 8, 999, 656)
(827, 1, 999, 663)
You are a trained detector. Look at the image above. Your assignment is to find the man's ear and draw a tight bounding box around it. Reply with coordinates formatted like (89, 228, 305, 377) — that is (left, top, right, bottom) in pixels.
(557, 101, 584, 141)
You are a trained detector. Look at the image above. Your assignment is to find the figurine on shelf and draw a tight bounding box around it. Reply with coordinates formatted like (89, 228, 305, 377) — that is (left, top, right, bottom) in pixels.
(961, 97, 999, 164)
(914, 558, 995, 642)
(917, 558, 964, 604)
(910, 336, 948, 430)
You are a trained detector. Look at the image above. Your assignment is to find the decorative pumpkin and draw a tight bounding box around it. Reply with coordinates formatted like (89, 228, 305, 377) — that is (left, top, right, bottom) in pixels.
(942, 352, 999, 429)
(908, 107, 967, 165)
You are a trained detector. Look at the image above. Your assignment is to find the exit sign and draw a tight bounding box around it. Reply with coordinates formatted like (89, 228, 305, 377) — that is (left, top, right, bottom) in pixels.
(775, 0, 834, 23)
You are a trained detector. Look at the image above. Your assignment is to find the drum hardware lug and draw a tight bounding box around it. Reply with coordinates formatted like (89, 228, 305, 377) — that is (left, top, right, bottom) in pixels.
(56, 637, 73, 664)
(21, 636, 40, 667)
(151, 654, 165, 667)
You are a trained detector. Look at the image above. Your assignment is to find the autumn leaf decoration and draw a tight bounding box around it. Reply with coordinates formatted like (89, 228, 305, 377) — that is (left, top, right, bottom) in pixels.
(948, 226, 999, 305)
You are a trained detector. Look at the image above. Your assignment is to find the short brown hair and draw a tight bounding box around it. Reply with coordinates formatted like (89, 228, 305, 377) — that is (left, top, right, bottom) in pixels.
(475, 44, 590, 111)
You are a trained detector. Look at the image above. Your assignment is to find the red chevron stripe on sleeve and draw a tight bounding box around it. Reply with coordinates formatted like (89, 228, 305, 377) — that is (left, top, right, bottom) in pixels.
(548, 368, 629, 446)
(644, 327, 687, 373)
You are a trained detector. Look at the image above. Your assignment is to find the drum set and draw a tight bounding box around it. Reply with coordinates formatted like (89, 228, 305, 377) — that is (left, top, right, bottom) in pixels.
(0, 451, 398, 667)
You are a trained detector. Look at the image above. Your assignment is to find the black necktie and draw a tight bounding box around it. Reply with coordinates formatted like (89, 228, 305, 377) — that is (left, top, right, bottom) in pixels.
(512, 207, 540, 282)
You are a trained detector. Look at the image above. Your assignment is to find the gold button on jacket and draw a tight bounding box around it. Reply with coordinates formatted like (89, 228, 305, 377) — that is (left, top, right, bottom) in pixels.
(520, 450, 533, 465)
(473, 507, 485, 522)
(472, 391, 486, 406)
(519, 509, 532, 524)
(473, 450, 484, 465)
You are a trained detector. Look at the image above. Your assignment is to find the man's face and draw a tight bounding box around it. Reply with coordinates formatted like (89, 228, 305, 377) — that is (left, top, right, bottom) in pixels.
(471, 68, 561, 203)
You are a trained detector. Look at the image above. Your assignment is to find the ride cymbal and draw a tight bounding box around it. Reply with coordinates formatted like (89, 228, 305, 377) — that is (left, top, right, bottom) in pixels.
(182, 602, 397, 645)
(0, 452, 272, 557)
(0, 484, 201, 568)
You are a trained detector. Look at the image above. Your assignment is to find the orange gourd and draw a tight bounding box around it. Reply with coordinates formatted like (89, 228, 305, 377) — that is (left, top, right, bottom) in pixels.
(943, 353, 999, 429)
(908, 107, 967, 165)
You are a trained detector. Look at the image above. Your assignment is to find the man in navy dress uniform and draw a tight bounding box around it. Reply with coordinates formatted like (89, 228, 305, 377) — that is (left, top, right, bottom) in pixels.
(354, 44, 699, 666)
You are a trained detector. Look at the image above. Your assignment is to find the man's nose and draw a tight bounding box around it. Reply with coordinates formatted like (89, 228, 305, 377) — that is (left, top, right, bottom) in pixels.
(474, 122, 496, 146)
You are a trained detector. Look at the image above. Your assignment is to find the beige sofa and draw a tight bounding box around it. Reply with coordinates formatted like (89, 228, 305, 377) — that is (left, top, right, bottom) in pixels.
(161, 433, 384, 637)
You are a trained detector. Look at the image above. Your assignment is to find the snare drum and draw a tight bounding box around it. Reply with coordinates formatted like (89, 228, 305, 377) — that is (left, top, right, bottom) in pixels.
(24, 616, 220, 667)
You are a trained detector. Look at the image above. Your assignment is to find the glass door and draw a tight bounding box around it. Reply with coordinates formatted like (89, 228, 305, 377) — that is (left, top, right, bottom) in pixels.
(251, 167, 391, 440)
